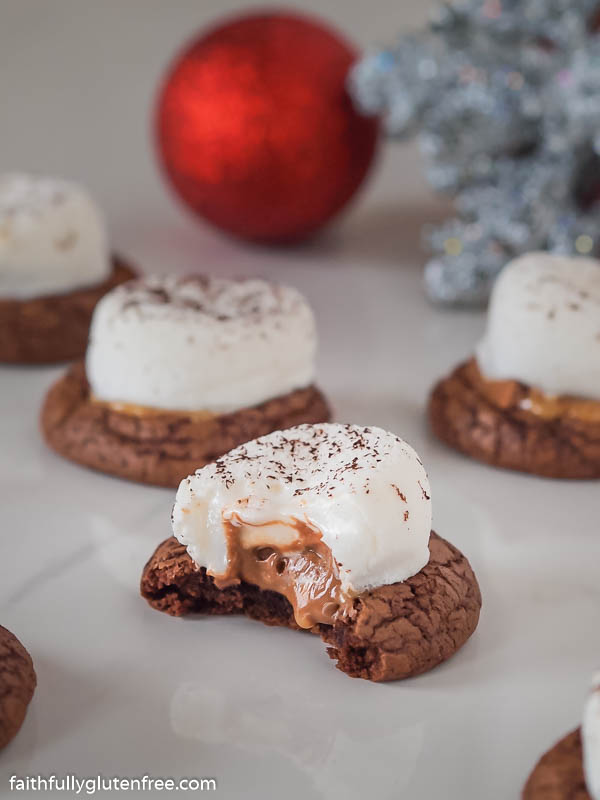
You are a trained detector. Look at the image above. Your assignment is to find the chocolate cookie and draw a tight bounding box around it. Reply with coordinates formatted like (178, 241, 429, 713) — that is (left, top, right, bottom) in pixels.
(41, 362, 331, 488)
(0, 256, 135, 364)
(523, 729, 591, 800)
(0, 626, 36, 750)
(140, 531, 481, 682)
(429, 360, 600, 479)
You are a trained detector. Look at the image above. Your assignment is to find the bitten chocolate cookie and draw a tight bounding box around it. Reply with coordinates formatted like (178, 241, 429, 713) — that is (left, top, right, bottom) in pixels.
(0, 258, 135, 364)
(429, 253, 600, 479)
(0, 626, 36, 750)
(0, 172, 136, 364)
(41, 362, 330, 487)
(141, 424, 481, 682)
(523, 729, 591, 800)
(141, 531, 481, 682)
(41, 274, 331, 487)
(429, 360, 600, 479)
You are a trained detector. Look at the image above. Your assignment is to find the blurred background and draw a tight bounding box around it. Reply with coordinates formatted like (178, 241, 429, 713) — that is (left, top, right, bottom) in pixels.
(0, 0, 448, 280)
(1, 0, 468, 426)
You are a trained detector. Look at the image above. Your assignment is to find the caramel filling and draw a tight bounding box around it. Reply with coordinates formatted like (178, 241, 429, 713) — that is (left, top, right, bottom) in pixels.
(468, 358, 600, 423)
(212, 515, 349, 629)
(89, 394, 215, 420)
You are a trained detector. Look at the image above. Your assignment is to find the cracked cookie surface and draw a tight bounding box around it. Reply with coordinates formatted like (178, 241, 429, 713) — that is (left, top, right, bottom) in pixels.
(140, 531, 481, 682)
(429, 361, 600, 479)
(41, 363, 331, 488)
(0, 626, 36, 750)
(0, 256, 135, 364)
(523, 729, 591, 800)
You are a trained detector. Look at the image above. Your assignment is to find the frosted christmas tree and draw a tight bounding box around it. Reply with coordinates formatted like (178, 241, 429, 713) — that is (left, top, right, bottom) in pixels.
(350, 0, 600, 305)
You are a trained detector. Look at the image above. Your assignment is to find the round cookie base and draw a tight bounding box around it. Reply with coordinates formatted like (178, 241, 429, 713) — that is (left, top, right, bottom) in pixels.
(0, 256, 136, 364)
(523, 728, 591, 800)
(40, 362, 332, 488)
(140, 531, 482, 682)
(0, 625, 36, 751)
(428, 361, 600, 479)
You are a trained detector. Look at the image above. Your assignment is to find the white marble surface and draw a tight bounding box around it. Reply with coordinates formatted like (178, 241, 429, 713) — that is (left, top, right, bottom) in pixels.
(1, 1, 600, 798)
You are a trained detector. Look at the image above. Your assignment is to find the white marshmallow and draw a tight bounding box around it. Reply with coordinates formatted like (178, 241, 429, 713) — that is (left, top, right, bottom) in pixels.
(86, 275, 317, 413)
(476, 253, 600, 399)
(583, 672, 600, 800)
(0, 173, 110, 299)
(172, 423, 432, 597)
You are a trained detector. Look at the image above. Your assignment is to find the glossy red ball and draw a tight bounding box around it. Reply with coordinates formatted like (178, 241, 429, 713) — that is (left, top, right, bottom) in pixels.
(155, 11, 379, 243)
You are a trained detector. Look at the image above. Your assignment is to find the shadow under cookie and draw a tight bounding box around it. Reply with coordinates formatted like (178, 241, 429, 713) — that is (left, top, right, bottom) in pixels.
(0, 625, 36, 751)
(429, 361, 600, 479)
(0, 256, 136, 364)
(40, 363, 331, 488)
(523, 729, 591, 800)
(140, 531, 482, 682)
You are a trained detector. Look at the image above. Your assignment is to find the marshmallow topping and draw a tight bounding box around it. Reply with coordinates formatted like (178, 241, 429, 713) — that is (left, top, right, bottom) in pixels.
(477, 253, 600, 400)
(86, 275, 317, 414)
(0, 173, 110, 299)
(172, 423, 432, 599)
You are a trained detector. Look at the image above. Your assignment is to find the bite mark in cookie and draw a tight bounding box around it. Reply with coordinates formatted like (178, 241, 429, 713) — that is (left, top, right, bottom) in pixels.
(141, 424, 481, 681)
(172, 424, 433, 602)
(140, 532, 481, 682)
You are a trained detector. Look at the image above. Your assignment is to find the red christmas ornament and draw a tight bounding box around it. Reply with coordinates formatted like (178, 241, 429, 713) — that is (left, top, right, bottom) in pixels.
(155, 10, 379, 243)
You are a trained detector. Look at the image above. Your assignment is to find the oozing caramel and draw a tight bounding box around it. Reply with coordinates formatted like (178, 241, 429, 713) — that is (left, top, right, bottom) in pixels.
(212, 515, 349, 629)
(467, 358, 600, 423)
(89, 393, 215, 420)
